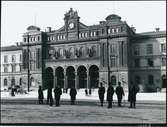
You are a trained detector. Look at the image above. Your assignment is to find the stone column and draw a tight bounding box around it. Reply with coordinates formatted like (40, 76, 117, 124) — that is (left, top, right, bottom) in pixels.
(75, 72, 79, 89)
(64, 70, 68, 89)
(53, 68, 56, 88)
(87, 70, 90, 89)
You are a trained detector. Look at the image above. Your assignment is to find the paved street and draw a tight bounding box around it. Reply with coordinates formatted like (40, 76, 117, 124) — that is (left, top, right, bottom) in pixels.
(1, 102, 166, 124)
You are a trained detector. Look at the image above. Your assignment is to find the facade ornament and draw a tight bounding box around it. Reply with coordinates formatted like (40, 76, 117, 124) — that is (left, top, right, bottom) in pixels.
(54, 50, 60, 59)
(64, 49, 71, 58)
(75, 48, 81, 57)
(49, 49, 55, 59)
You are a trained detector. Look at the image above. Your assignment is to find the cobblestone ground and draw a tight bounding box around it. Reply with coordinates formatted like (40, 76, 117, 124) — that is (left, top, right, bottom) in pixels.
(1, 103, 166, 124)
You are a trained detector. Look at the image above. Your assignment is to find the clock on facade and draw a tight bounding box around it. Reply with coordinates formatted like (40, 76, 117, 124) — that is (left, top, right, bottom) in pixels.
(69, 23, 74, 29)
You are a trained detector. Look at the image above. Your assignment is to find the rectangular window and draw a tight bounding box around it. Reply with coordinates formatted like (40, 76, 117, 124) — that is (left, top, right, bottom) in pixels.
(4, 66, 8, 73)
(110, 57, 116, 67)
(148, 75, 154, 84)
(134, 45, 140, 55)
(4, 55, 8, 63)
(110, 44, 116, 54)
(19, 64, 22, 72)
(11, 65, 16, 72)
(162, 58, 166, 66)
(12, 55, 16, 63)
(134, 59, 140, 67)
(23, 49, 27, 69)
(161, 43, 166, 53)
(147, 58, 154, 67)
(36, 48, 41, 69)
(20, 54, 22, 62)
(102, 29, 105, 34)
(146, 44, 153, 54)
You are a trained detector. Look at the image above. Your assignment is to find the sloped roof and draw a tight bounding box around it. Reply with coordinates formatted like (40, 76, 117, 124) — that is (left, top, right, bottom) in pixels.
(1, 45, 22, 51)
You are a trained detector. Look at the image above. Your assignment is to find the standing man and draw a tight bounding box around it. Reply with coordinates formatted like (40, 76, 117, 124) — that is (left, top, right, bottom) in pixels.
(107, 82, 114, 108)
(128, 82, 139, 108)
(98, 82, 105, 107)
(70, 86, 77, 105)
(38, 86, 44, 104)
(54, 85, 62, 107)
(116, 82, 125, 107)
(47, 88, 53, 106)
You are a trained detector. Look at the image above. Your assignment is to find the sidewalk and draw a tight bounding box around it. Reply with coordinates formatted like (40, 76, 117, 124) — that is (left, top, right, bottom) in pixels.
(1, 89, 166, 105)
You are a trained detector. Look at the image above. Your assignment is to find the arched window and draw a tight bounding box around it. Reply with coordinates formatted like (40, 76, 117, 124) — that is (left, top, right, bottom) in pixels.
(148, 75, 154, 85)
(59, 48, 64, 58)
(11, 78, 15, 86)
(91, 46, 96, 57)
(69, 47, 75, 58)
(79, 47, 85, 57)
(4, 78, 7, 86)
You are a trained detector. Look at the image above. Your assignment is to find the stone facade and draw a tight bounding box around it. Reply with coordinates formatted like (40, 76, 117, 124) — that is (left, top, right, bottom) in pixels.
(1, 8, 166, 92)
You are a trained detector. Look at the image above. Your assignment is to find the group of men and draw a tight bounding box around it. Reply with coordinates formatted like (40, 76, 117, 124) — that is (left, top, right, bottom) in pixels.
(98, 81, 139, 108)
(38, 81, 139, 108)
(38, 85, 77, 106)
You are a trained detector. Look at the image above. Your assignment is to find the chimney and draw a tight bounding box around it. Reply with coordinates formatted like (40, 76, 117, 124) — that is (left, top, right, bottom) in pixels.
(155, 28, 160, 32)
(99, 21, 106, 25)
(46, 27, 51, 32)
(16, 42, 19, 46)
(131, 27, 136, 33)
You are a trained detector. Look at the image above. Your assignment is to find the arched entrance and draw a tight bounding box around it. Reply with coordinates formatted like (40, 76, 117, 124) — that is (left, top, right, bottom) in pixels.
(77, 66, 87, 88)
(56, 67, 64, 88)
(89, 65, 99, 88)
(162, 75, 166, 88)
(66, 66, 75, 88)
(44, 67, 54, 89)
(111, 75, 116, 86)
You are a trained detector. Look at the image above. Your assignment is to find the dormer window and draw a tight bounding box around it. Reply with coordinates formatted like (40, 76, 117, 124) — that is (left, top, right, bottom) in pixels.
(24, 38, 26, 42)
(112, 28, 115, 33)
(90, 32, 93, 37)
(48, 37, 50, 41)
(82, 33, 84, 38)
(93, 31, 96, 36)
(85, 33, 88, 37)
(116, 28, 119, 33)
(37, 36, 40, 41)
(108, 28, 111, 34)
(63, 35, 66, 40)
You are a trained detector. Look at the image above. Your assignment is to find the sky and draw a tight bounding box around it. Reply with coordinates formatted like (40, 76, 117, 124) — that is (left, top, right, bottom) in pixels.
(1, 1, 166, 46)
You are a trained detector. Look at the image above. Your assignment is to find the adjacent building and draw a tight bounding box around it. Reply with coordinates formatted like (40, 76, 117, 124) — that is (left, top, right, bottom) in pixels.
(1, 8, 166, 92)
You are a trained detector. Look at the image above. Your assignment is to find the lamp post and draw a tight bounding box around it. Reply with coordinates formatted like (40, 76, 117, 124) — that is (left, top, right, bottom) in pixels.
(27, 34, 30, 92)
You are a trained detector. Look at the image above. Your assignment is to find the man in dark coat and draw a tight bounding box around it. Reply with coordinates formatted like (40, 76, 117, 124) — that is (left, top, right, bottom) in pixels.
(38, 86, 44, 104)
(70, 86, 77, 105)
(128, 82, 139, 108)
(98, 82, 105, 107)
(47, 88, 53, 106)
(116, 82, 125, 107)
(54, 85, 62, 106)
(107, 82, 114, 108)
